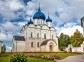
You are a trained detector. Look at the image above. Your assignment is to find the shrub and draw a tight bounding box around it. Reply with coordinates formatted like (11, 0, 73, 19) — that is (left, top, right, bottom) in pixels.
(10, 54, 28, 62)
(51, 55, 60, 60)
(28, 54, 60, 60)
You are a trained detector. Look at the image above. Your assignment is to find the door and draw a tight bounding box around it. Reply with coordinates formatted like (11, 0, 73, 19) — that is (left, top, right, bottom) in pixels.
(49, 45, 53, 52)
(70, 48, 72, 52)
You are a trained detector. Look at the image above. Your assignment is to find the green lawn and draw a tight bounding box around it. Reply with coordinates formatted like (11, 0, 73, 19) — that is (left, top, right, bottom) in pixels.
(0, 57, 10, 62)
(0, 56, 54, 62)
(24, 52, 80, 59)
(28, 57, 54, 62)
(0, 52, 81, 62)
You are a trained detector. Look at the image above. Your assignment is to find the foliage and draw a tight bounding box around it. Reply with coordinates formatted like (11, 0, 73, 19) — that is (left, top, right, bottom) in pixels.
(10, 54, 28, 62)
(1, 44, 6, 53)
(29, 54, 60, 60)
(0, 52, 80, 62)
(58, 33, 71, 51)
(70, 29, 84, 47)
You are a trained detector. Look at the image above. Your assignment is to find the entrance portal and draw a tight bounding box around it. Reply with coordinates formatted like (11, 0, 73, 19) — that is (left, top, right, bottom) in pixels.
(49, 45, 53, 52)
(70, 48, 72, 52)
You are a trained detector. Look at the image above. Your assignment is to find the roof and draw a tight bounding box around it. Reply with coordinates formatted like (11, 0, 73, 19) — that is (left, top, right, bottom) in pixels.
(28, 18, 34, 25)
(33, 7, 46, 20)
(13, 36, 25, 41)
(46, 16, 52, 22)
(40, 39, 55, 46)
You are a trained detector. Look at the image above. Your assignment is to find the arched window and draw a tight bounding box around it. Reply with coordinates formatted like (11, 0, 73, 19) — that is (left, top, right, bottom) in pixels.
(31, 32, 33, 38)
(31, 42, 34, 47)
(52, 35, 53, 39)
(37, 33, 39, 38)
(44, 33, 46, 39)
(26, 33, 27, 39)
(37, 42, 40, 47)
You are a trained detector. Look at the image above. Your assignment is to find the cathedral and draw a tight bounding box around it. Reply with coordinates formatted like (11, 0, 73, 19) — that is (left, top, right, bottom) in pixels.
(12, 6, 59, 52)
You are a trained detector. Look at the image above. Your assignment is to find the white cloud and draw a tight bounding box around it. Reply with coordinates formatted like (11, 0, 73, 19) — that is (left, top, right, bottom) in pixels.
(56, 22, 83, 36)
(9, 0, 24, 11)
(17, 22, 26, 27)
(0, 32, 13, 41)
(0, 33, 6, 41)
(6, 45, 12, 52)
(2, 22, 16, 31)
(0, 0, 16, 21)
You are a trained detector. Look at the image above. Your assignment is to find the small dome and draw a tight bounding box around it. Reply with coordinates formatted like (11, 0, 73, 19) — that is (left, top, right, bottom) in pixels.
(28, 18, 34, 25)
(33, 7, 46, 20)
(46, 16, 52, 22)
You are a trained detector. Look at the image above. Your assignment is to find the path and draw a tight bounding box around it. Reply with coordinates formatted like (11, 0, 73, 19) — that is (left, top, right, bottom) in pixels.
(56, 55, 84, 62)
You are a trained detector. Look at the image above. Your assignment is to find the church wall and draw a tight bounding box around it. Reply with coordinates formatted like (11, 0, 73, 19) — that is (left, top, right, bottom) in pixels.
(12, 19, 59, 52)
(34, 19, 38, 25)
(46, 40, 58, 52)
(25, 38, 41, 52)
(47, 22, 52, 27)
(51, 30, 56, 39)
(34, 28, 41, 38)
(26, 27, 35, 39)
(41, 29, 51, 39)
(12, 40, 25, 52)
(50, 30, 59, 50)
(41, 46, 46, 52)
(65, 42, 84, 53)
(16, 41, 25, 52)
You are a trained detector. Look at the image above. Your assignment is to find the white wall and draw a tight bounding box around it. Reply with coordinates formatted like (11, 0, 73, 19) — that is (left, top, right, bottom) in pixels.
(12, 18, 59, 52)
(47, 22, 52, 27)
(12, 40, 25, 52)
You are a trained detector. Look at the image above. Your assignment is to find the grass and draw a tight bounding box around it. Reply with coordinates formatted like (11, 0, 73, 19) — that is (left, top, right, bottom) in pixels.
(0, 57, 10, 62)
(0, 52, 81, 62)
(0, 56, 54, 62)
(24, 52, 80, 59)
(28, 57, 54, 62)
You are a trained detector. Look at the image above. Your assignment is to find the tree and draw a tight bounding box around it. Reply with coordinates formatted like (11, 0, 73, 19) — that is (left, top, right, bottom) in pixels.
(58, 33, 71, 51)
(1, 44, 6, 53)
(70, 29, 84, 47)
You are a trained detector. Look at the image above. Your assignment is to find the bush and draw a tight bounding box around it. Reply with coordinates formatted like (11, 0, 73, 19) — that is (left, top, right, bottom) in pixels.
(28, 54, 60, 60)
(10, 54, 28, 62)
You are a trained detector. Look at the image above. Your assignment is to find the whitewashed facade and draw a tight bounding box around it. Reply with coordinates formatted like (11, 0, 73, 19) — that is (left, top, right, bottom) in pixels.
(65, 42, 84, 53)
(12, 6, 59, 52)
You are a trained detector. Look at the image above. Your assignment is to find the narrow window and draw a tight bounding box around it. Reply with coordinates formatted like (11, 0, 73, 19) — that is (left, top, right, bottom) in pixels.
(37, 42, 40, 47)
(44, 33, 46, 39)
(31, 32, 33, 38)
(31, 42, 34, 47)
(26, 33, 27, 39)
(52, 35, 53, 39)
(37, 33, 39, 38)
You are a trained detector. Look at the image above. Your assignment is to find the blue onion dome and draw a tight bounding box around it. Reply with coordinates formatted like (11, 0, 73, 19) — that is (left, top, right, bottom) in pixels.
(46, 16, 52, 22)
(28, 18, 34, 25)
(33, 7, 46, 20)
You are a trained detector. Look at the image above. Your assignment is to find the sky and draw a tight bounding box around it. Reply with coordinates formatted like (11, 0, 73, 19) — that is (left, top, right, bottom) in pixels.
(0, 0, 84, 52)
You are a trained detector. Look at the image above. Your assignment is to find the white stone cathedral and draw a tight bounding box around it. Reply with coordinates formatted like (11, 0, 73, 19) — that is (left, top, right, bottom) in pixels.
(12, 6, 59, 52)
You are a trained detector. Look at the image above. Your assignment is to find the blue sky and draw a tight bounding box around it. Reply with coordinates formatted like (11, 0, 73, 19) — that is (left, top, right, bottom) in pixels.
(0, 0, 84, 52)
